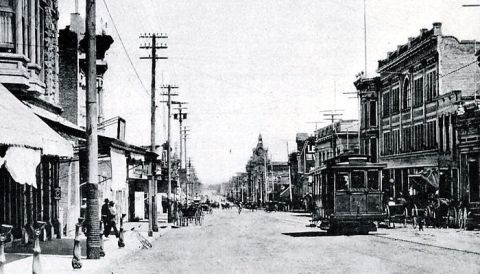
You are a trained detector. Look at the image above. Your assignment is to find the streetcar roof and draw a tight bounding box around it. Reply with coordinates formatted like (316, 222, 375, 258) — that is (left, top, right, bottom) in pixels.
(311, 153, 386, 174)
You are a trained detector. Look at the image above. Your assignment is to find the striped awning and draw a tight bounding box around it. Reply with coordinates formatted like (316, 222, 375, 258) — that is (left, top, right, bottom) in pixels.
(0, 84, 73, 157)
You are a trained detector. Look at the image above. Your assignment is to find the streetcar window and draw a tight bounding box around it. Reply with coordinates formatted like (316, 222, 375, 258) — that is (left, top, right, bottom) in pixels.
(351, 171, 365, 188)
(336, 172, 349, 190)
(367, 171, 379, 190)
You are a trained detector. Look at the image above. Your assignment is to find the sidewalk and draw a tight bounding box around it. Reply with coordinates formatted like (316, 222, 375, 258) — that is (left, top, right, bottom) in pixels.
(3, 222, 169, 274)
(376, 227, 480, 254)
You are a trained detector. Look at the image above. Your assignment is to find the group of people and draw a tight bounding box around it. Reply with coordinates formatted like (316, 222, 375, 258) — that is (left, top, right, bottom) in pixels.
(101, 198, 119, 238)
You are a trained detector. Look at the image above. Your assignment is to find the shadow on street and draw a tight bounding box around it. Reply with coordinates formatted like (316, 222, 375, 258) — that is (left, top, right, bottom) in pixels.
(282, 231, 333, 237)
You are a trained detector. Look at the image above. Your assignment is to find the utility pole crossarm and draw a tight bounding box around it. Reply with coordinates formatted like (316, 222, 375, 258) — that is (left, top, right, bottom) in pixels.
(139, 56, 168, 60)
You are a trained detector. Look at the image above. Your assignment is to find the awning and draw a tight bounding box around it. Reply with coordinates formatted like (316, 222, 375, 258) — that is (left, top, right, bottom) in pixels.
(279, 186, 290, 198)
(0, 84, 73, 157)
(130, 152, 145, 162)
(408, 169, 439, 191)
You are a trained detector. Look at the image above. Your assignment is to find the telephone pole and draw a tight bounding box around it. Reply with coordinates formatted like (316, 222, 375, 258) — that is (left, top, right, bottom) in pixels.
(140, 32, 167, 236)
(182, 127, 190, 203)
(160, 85, 179, 223)
(321, 110, 343, 158)
(173, 104, 188, 169)
(85, 0, 100, 259)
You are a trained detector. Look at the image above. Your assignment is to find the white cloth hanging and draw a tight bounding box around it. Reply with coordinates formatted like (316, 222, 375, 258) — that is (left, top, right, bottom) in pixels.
(110, 148, 127, 191)
(3, 146, 41, 188)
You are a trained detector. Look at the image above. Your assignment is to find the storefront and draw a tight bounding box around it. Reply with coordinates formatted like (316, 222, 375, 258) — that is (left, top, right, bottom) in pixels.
(0, 84, 73, 239)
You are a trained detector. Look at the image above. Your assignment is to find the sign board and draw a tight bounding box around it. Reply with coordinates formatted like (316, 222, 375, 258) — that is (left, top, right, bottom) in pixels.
(53, 187, 61, 200)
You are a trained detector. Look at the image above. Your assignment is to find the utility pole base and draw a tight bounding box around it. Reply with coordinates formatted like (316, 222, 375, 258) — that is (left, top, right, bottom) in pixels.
(86, 246, 102, 259)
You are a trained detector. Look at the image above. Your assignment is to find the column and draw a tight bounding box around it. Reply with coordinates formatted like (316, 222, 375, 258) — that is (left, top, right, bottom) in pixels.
(22, 0, 27, 55)
(29, 0, 35, 64)
(15, 0, 23, 54)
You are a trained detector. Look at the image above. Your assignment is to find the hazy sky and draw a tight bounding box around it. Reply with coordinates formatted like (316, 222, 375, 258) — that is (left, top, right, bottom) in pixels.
(58, 0, 480, 184)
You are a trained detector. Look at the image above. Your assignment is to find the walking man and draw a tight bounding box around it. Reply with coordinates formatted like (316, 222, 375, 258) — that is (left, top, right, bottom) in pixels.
(101, 199, 110, 237)
(105, 201, 120, 238)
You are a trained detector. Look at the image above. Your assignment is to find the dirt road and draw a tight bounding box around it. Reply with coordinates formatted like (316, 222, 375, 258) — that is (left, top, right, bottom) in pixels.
(101, 209, 480, 274)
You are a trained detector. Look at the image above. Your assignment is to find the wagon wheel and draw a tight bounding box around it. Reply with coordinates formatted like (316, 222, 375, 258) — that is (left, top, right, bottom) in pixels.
(446, 207, 452, 228)
(447, 207, 458, 228)
(425, 206, 432, 227)
(458, 207, 466, 229)
(412, 204, 418, 229)
(385, 206, 391, 228)
(452, 207, 459, 228)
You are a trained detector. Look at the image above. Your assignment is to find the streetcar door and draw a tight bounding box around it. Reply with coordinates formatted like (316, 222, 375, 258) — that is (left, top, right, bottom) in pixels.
(366, 170, 382, 213)
(350, 170, 367, 214)
(335, 171, 350, 213)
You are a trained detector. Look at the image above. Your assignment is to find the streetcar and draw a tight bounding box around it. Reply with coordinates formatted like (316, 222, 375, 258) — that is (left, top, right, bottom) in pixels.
(311, 153, 386, 234)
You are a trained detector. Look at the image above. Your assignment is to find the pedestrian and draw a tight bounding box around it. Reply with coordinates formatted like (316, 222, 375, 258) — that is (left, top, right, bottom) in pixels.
(106, 201, 120, 238)
(101, 199, 110, 237)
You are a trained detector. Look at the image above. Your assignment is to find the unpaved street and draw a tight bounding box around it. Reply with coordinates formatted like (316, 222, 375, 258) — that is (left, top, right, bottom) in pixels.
(101, 209, 480, 274)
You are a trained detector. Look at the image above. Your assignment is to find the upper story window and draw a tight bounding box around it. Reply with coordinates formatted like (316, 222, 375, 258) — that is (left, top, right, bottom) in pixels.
(0, 0, 14, 52)
(413, 76, 424, 107)
(402, 78, 411, 110)
(369, 101, 377, 126)
(362, 102, 368, 128)
(382, 91, 390, 117)
(425, 69, 437, 102)
(392, 86, 400, 113)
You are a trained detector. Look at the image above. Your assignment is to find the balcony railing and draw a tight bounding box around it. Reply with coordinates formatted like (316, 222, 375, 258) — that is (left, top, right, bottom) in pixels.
(0, 10, 14, 52)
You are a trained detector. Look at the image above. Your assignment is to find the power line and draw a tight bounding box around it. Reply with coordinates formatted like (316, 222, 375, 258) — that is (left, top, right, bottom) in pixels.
(101, 0, 149, 95)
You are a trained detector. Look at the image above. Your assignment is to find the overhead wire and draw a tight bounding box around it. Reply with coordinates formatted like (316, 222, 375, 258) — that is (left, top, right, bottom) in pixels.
(101, 0, 149, 96)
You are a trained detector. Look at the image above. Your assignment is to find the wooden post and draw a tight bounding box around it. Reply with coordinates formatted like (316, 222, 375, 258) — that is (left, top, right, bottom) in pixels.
(85, 0, 101, 259)
(118, 214, 126, 248)
(32, 221, 46, 274)
(72, 218, 85, 269)
(0, 225, 12, 274)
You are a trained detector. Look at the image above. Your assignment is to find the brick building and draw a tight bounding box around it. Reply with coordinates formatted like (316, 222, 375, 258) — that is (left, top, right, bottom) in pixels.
(355, 22, 479, 200)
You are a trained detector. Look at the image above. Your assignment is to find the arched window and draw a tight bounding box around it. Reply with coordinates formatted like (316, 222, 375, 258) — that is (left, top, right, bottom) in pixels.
(402, 78, 411, 109)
